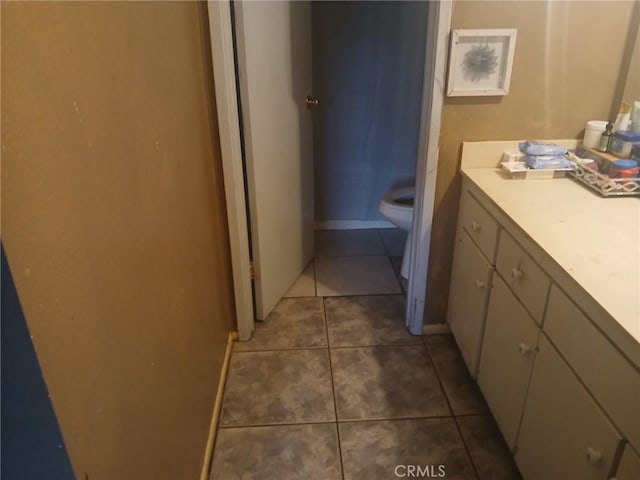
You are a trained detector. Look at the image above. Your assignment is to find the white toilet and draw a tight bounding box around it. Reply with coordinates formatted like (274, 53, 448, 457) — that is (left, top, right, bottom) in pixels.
(378, 186, 415, 279)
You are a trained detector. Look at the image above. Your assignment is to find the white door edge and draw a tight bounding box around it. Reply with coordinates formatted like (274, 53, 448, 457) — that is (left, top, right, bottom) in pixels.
(406, 0, 452, 335)
(207, 1, 254, 341)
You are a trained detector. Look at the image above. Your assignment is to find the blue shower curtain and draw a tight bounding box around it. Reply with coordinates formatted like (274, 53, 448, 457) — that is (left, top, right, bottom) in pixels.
(312, 1, 428, 222)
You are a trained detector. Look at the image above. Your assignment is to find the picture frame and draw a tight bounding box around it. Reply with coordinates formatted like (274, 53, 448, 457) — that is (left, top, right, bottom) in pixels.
(446, 28, 517, 97)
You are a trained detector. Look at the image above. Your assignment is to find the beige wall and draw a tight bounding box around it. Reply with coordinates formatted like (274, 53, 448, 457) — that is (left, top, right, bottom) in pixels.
(1, 2, 235, 479)
(426, 1, 638, 324)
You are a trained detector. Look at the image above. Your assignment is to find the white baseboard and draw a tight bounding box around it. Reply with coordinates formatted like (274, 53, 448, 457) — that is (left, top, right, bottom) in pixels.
(422, 323, 451, 335)
(314, 220, 396, 230)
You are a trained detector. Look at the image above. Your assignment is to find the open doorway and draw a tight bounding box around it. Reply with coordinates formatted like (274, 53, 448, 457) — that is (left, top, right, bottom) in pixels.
(207, 0, 451, 340)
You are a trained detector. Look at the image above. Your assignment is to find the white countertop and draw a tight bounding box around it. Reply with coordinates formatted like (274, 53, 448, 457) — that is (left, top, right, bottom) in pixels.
(460, 141, 640, 366)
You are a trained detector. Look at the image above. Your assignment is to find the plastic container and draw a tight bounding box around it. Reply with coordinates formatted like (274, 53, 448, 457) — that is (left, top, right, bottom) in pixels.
(609, 159, 639, 179)
(582, 120, 608, 149)
(609, 130, 640, 158)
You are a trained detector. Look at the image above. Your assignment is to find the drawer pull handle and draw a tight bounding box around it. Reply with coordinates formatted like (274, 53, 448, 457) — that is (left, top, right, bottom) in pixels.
(517, 343, 532, 355)
(475, 280, 485, 289)
(511, 268, 524, 280)
(470, 221, 481, 231)
(585, 447, 603, 465)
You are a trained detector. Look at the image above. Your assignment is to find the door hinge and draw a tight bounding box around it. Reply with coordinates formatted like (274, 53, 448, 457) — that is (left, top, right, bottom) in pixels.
(250, 261, 257, 280)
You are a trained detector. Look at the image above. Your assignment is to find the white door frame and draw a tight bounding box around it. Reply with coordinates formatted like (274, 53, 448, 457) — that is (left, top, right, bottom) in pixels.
(406, 0, 452, 335)
(207, 0, 452, 339)
(207, 1, 254, 341)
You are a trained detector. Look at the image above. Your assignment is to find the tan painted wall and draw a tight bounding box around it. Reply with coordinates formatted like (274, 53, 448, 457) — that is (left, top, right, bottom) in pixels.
(427, 1, 638, 324)
(1, 2, 235, 479)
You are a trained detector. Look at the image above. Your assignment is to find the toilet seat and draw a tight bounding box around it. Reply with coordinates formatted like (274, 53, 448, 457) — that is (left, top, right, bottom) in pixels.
(379, 186, 415, 232)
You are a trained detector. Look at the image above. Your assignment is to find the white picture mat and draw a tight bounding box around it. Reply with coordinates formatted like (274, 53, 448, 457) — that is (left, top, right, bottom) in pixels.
(447, 29, 517, 96)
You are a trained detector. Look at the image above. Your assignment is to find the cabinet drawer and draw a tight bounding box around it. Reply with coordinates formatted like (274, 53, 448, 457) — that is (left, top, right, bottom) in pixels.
(496, 230, 550, 325)
(448, 229, 493, 378)
(516, 335, 623, 480)
(545, 285, 640, 451)
(478, 275, 539, 449)
(613, 444, 640, 480)
(458, 191, 499, 262)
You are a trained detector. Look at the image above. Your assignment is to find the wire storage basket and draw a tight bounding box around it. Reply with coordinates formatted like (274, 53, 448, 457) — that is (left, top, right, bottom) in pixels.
(569, 152, 640, 197)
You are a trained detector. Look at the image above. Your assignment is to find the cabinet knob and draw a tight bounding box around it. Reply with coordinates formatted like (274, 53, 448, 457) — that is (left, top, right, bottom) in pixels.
(475, 280, 485, 289)
(470, 221, 481, 231)
(511, 267, 524, 280)
(517, 342, 532, 355)
(585, 447, 603, 465)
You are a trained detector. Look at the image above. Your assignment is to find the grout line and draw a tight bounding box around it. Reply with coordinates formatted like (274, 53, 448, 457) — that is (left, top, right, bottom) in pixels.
(318, 292, 406, 299)
(377, 228, 391, 256)
(336, 414, 460, 424)
(217, 419, 338, 430)
(323, 297, 346, 480)
(423, 341, 481, 480)
(329, 343, 424, 351)
(233, 345, 329, 354)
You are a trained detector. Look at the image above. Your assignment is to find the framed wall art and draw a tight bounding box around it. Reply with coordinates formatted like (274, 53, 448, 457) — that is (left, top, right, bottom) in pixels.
(446, 28, 517, 97)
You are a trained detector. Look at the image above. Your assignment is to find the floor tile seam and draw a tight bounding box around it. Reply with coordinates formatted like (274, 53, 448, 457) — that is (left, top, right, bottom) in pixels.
(422, 340, 459, 380)
(328, 343, 428, 351)
(217, 419, 339, 430)
(424, 342, 481, 480)
(280, 295, 322, 300)
(322, 296, 346, 480)
(322, 292, 406, 299)
(384, 254, 405, 292)
(315, 252, 389, 258)
(232, 345, 329, 354)
(336, 414, 458, 424)
(377, 228, 393, 257)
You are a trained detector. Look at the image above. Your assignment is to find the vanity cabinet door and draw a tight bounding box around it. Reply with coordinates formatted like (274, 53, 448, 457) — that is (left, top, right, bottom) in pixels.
(515, 335, 623, 480)
(477, 275, 539, 449)
(458, 191, 499, 263)
(448, 229, 493, 378)
(495, 230, 550, 325)
(545, 285, 640, 450)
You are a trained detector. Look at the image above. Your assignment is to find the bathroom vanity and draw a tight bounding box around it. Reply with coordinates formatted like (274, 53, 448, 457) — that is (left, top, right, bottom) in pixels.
(447, 140, 640, 480)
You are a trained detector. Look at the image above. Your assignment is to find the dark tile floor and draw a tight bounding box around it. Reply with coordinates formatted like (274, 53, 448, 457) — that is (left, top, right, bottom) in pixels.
(210, 293, 522, 479)
(211, 229, 520, 479)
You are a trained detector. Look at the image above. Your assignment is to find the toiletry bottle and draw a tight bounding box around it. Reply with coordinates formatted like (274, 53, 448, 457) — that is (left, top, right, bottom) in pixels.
(598, 122, 614, 152)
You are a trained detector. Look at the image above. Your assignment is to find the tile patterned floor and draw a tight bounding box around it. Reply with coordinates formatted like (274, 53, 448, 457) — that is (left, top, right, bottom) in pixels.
(210, 230, 521, 480)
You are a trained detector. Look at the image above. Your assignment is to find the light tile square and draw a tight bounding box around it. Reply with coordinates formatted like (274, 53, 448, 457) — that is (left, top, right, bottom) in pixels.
(330, 345, 450, 421)
(324, 295, 421, 347)
(457, 415, 522, 479)
(284, 261, 316, 297)
(211, 424, 342, 480)
(315, 256, 402, 296)
(315, 229, 386, 257)
(234, 297, 326, 351)
(220, 349, 335, 426)
(379, 228, 407, 256)
(339, 418, 476, 480)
